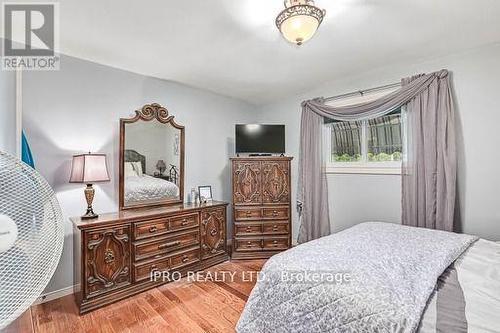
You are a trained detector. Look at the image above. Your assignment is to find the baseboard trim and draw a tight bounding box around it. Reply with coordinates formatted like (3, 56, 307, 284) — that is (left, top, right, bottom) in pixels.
(34, 284, 79, 305)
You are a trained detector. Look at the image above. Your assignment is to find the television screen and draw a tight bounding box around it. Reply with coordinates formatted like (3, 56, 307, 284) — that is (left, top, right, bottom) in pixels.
(235, 124, 285, 154)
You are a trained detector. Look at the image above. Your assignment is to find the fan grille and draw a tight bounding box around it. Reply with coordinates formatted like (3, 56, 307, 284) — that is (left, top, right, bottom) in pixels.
(0, 151, 64, 329)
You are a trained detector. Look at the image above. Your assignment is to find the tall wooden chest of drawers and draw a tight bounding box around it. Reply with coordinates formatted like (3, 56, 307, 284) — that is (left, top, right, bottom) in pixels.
(72, 201, 228, 313)
(230, 156, 293, 259)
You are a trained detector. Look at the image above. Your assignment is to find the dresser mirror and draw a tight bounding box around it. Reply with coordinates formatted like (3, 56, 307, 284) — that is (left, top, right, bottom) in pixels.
(119, 103, 184, 210)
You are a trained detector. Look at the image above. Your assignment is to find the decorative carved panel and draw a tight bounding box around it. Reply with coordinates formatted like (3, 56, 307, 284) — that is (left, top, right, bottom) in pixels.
(233, 161, 261, 204)
(84, 227, 131, 297)
(200, 208, 226, 258)
(262, 161, 289, 204)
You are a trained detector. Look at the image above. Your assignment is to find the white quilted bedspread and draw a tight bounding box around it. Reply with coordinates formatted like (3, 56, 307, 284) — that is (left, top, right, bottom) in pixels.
(125, 175, 179, 203)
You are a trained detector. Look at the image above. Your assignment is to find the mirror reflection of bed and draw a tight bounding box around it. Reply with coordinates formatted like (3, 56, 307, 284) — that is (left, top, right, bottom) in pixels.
(119, 103, 185, 209)
(123, 149, 179, 205)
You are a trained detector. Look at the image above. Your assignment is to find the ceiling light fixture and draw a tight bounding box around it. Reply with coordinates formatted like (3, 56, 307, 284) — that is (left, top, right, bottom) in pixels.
(276, 0, 326, 46)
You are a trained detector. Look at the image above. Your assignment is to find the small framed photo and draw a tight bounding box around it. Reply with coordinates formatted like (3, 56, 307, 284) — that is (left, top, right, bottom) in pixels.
(198, 185, 213, 202)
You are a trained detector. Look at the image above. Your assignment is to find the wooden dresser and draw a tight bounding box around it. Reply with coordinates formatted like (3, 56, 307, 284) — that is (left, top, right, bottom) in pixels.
(231, 156, 293, 259)
(72, 201, 228, 313)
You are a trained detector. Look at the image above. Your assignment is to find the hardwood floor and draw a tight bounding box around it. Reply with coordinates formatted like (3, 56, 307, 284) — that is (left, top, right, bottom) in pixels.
(2, 259, 265, 333)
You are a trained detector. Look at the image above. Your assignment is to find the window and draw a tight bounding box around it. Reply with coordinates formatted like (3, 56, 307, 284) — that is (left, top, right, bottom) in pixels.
(324, 108, 403, 174)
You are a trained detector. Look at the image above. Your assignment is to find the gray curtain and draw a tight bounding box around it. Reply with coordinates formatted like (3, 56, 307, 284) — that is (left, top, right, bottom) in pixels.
(402, 73, 456, 231)
(298, 69, 456, 243)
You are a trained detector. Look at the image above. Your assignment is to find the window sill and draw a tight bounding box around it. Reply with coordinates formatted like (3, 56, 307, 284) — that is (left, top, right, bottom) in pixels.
(324, 166, 401, 175)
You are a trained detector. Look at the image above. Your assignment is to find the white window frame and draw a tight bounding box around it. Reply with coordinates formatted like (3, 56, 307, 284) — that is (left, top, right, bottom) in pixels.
(324, 121, 402, 175)
(323, 88, 402, 175)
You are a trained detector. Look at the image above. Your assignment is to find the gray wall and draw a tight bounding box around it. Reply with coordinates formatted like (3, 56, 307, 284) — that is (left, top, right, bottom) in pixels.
(21, 55, 255, 293)
(256, 42, 500, 241)
(0, 67, 16, 155)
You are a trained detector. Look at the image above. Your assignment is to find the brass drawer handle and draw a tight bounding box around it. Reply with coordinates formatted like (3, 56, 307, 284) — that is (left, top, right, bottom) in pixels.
(181, 218, 190, 226)
(272, 225, 279, 231)
(245, 211, 252, 217)
(182, 256, 189, 263)
(272, 210, 279, 217)
(149, 226, 158, 233)
(246, 226, 252, 232)
(158, 240, 181, 249)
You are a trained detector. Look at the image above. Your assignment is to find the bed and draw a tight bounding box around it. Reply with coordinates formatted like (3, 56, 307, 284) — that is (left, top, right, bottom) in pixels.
(237, 222, 500, 333)
(124, 150, 179, 204)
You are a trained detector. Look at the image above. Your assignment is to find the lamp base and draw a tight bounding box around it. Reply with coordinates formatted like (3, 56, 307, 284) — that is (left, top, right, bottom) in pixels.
(81, 184, 99, 219)
(81, 211, 99, 220)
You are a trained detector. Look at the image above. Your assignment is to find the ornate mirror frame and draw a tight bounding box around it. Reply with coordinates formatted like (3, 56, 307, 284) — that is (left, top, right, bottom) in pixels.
(119, 103, 185, 210)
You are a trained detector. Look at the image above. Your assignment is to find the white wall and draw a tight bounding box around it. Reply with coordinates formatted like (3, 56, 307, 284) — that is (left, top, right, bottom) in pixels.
(21, 55, 255, 294)
(0, 67, 16, 155)
(256, 42, 500, 241)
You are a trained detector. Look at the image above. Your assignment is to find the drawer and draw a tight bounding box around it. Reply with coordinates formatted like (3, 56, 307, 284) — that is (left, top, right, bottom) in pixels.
(234, 238, 262, 252)
(134, 229, 199, 261)
(134, 257, 170, 283)
(134, 218, 169, 240)
(262, 207, 289, 219)
(169, 213, 199, 232)
(234, 207, 262, 221)
(235, 223, 262, 236)
(170, 248, 200, 270)
(262, 237, 289, 251)
(262, 222, 289, 235)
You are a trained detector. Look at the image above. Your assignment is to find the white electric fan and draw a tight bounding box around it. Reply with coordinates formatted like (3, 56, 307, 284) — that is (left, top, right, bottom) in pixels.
(0, 151, 64, 330)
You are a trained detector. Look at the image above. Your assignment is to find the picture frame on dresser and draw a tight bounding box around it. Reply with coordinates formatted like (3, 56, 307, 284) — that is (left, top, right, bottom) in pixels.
(198, 185, 213, 202)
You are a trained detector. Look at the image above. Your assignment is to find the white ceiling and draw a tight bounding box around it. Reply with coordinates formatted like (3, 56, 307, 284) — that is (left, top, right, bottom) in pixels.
(6, 0, 500, 105)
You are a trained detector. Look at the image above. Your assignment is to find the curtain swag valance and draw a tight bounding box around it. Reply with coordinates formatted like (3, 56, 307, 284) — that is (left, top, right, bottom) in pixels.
(297, 69, 456, 243)
(301, 69, 449, 121)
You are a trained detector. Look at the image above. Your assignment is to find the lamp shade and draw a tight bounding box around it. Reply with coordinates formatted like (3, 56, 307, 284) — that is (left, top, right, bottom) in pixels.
(280, 14, 320, 45)
(69, 153, 110, 183)
(156, 160, 166, 170)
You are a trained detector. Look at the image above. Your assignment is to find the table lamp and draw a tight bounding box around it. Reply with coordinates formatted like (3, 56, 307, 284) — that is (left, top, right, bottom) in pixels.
(156, 160, 166, 176)
(69, 153, 110, 219)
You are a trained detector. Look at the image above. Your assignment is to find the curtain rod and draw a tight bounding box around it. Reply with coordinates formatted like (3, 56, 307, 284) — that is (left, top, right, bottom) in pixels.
(323, 82, 401, 102)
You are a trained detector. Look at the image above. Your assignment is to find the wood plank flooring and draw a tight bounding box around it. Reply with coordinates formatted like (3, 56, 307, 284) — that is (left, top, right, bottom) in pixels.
(2, 259, 266, 333)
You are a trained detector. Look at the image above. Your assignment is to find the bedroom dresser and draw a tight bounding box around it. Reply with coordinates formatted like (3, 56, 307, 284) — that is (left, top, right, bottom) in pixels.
(72, 201, 229, 313)
(231, 156, 293, 259)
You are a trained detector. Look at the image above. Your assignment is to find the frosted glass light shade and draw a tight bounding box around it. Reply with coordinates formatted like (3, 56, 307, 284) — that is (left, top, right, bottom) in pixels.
(280, 15, 320, 45)
(69, 153, 110, 183)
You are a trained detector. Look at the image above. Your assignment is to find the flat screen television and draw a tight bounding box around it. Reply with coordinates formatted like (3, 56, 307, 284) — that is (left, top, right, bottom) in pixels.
(235, 124, 285, 155)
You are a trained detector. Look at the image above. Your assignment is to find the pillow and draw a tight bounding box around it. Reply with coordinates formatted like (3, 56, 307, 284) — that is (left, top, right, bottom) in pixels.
(131, 161, 143, 176)
(124, 162, 138, 178)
